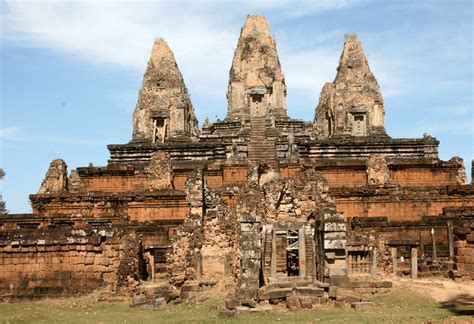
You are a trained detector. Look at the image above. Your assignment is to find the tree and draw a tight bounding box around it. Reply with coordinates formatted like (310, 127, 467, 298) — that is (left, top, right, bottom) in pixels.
(0, 169, 7, 215)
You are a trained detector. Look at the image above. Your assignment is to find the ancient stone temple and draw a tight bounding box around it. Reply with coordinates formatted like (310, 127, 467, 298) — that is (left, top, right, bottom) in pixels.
(132, 38, 199, 143)
(314, 34, 386, 138)
(0, 15, 473, 307)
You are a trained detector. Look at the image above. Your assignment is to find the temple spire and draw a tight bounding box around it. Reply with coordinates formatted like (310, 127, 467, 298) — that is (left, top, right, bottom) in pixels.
(132, 38, 198, 143)
(226, 15, 287, 120)
(314, 34, 386, 138)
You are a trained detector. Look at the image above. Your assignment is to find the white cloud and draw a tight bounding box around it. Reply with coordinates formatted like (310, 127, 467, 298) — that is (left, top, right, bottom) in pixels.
(1, 0, 359, 102)
(1, 0, 471, 120)
(0, 126, 21, 141)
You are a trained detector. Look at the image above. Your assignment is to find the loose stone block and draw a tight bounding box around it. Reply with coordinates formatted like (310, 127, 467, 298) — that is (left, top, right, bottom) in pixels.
(351, 301, 374, 310)
(295, 287, 324, 297)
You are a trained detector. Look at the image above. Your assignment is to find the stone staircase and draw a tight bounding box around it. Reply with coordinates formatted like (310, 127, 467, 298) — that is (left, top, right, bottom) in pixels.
(248, 116, 277, 166)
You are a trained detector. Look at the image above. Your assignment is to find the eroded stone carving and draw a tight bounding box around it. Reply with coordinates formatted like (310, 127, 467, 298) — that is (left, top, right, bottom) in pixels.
(314, 34, 386, 138)
(449, 156, 468, 185)
(146, 152, 173, 190)
(367, 154, 390, 185)
(132, 38, 199, 142)
(67, 170, 81, 193)
(38, 159, 68, 194)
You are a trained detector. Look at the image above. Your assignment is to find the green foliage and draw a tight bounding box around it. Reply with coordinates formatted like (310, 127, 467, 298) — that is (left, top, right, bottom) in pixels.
(0, 169, 6, 215)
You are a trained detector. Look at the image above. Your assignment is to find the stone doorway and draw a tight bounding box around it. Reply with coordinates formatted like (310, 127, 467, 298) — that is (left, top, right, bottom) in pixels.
(285, 230, 300, 277)
(250, 94, 265, 117)
(351, 113, 367, 136)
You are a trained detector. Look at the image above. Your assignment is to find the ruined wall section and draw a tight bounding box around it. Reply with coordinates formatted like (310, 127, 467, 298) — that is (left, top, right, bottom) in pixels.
(38, 159, 68, 194)
(314, 34, 386, 138)
(168, 169, 241, 288)
(132, 38, 198, 143)
(167, 170, 204, 286)
(334, 185, 474, 221)
(367, 154, 390, 185)
(0, 226, 140, 300)
(226, 15, 287, 120)
(200, 189, 240, 285)
(453, 213, 474, 280)
(348, 207, 474, 278)
(146, 151, 173, 190)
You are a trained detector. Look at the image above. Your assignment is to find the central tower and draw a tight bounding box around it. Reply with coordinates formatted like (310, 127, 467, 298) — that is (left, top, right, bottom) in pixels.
(226, 15, 287, 121)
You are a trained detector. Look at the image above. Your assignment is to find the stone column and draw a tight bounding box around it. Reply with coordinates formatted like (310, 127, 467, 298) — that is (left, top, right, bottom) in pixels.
(431, 228, 437, 263)
(419, 231, 425, 261)
(411, 247, 418, 279)
(150, 253, 155, 281)
(370, 247, 377, 278)
(299, 226, 306, 278)
(270, 228, 277, 283)
(237, 213, 262, 302)
(391, 247, 397, 276)
(447, 222, 454, 261)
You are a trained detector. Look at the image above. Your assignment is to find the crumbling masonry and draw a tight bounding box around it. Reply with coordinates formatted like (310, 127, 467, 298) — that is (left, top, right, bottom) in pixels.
(1, 15, 473, 307)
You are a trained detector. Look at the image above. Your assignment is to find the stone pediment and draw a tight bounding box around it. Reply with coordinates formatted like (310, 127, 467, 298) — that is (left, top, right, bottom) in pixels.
(150, 108, 170, 118)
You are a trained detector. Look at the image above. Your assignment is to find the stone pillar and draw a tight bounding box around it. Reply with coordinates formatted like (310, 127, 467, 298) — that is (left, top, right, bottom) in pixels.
(150, 253, 155, 281)
(237, 213, 262, 303)
(411, 247, 418, 279)
(419, 231, 425, 261)
(370, 247, 377, 278)
(391, 247, 397, 276)
(447, 222, 454, 261)
(431, 228, 437, 263)
(270, 227, 277, 283)
(299, 227, 306, 278)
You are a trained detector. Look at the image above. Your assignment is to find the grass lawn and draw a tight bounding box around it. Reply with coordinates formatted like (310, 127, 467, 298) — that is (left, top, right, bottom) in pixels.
(0, 287, 471, 323)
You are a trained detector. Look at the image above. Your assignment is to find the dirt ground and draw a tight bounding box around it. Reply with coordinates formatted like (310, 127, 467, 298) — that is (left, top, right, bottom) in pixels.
(392, 276, 474, 303)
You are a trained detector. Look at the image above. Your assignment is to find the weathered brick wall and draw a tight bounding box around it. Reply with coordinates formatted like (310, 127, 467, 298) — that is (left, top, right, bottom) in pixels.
(0, 226, 140, 300)
(334, 186, 474, 221)
(453, 222, 474, 280)
(348, 209, 473, 277)
(81, 175, 149, 192)
(30, 191, 188, 222)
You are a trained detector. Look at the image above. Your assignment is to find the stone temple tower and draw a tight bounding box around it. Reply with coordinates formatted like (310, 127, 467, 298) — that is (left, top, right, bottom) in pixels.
(132, 38, 199, 143)
(314, 34, 386, 138)
(226, 15, 287, 121)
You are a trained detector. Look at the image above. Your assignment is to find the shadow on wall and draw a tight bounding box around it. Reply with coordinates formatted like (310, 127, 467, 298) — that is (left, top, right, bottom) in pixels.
(440, 293, 474, 316)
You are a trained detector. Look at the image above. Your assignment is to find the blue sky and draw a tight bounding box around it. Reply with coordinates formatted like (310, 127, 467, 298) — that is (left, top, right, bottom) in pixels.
(1, 0, 472, 213)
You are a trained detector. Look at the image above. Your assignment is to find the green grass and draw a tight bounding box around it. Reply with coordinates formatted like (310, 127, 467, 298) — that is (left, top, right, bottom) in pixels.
(0, 287, 470, 324)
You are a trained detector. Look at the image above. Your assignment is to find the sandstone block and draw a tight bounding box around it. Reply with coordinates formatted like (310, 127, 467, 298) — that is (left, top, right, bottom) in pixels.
(218, 309, 236, 317)
(286, 295, 301, 311)
(258, 288, 293, 300)
(351, 301, 374, 310)
(299, 296, 313, 309)
(153, 297, 167, 308)
(295, 287, 324, 297)
(225, 296, 238, 310)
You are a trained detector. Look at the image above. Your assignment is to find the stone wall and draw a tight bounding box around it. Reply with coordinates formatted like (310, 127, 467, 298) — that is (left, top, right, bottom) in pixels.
(334, 185, 474, 221)
(348, 207, 474, 278)
(0, 226, 140, 300)
(453, 219, 474, 280)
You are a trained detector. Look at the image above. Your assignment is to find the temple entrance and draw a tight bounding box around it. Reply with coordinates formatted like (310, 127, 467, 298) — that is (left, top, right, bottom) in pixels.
(250, 94, 265, 117)
(286, 230, 300, 276)
(276, 230, 300, 277)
